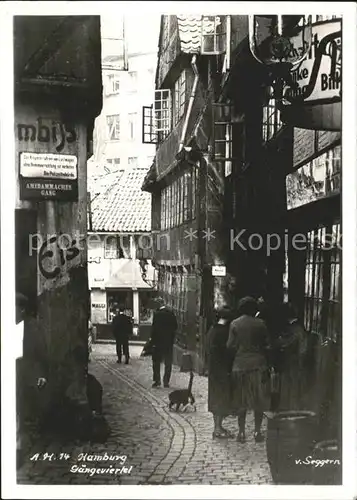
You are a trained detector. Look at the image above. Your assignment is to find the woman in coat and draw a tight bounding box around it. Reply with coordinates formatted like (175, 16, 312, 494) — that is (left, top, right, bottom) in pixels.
(207, 306, 234, 439)
(275, 302, 307, 410)
(227, 296, 271, 443)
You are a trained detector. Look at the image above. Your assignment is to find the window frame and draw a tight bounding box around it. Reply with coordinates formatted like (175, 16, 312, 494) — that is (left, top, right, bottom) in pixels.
(262, 97, 282, 143)
(303, 223, 341, 342)
(107, 114, 120, 141)
(286, 144, 341, 210)
(104, 236, 122, 259)
(201, 15, 226, 55)
(128, 156, 138, 167)
(128, 112, 137, 141)
(106, 73, 120, 95)
(154, 89, 172, 142)
(173, 70, 187, 125)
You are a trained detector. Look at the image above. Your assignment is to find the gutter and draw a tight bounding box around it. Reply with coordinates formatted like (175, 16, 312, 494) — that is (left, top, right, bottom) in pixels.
(178, 54, 199, 153)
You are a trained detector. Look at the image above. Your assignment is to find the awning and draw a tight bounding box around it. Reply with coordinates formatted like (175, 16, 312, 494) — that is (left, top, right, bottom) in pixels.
(88, 258, 154, 290)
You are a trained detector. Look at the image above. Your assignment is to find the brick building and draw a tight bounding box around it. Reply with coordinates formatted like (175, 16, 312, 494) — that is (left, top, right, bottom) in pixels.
(142, 14, 341, 439)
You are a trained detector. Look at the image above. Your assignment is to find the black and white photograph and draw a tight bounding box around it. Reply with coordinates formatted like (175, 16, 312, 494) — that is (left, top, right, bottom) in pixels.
(1, 2, 356, 499)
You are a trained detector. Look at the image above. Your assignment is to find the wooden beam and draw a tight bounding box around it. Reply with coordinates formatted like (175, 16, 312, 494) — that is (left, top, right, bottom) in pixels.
(22, 17, 81, 77)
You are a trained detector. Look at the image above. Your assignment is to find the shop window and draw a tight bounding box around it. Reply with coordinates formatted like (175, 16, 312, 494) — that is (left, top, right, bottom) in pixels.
(286, 145, 341, 210)
(304, 223, 341, 341)
(173, 70, 187, 125)
(139, 291, 154, 324)
(107, 291, 133, 323)
(262, 98, 282, 142)
(107, 114, 120, 141)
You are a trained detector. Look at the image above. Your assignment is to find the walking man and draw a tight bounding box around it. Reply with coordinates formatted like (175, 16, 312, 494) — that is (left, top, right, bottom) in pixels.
(150, 297, 177, 388)
(112, 305, 132, 364)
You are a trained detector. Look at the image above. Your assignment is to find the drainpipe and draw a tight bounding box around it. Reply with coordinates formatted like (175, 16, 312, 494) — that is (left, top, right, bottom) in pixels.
(226, 15, 231, 72)
(178, 54, 199, 153)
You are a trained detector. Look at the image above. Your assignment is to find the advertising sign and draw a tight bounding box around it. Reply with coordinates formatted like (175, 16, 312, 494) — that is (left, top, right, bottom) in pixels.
(283, 19, 341, 105)
(91, 293, 107, 324)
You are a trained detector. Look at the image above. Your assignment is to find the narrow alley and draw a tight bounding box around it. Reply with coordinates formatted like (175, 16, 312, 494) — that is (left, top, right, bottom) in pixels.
(9, 10, 346, 496)
(17, 343, 272, 485)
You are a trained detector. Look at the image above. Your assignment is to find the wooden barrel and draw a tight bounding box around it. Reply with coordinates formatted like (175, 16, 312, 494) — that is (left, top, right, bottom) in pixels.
(312, 440, 342, 485)
(266, 411, 318, 484)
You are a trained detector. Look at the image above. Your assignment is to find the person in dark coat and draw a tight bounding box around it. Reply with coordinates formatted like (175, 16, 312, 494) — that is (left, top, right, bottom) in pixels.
(275, 302, 307, 411)
(227, 296, 271, 443)
(206, 306, 234, 439)
(112, 305, 132, 364)
(150, 297, 177, 388)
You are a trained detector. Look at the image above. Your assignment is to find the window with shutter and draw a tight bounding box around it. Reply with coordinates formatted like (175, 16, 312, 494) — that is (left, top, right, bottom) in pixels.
(142, 106, 158, 144)
(154, 89, 172, 142)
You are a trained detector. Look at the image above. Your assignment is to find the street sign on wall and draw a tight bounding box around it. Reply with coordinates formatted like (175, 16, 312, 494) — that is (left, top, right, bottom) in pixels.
(19, 152, 78, 201)
(212, 265, 226, 277)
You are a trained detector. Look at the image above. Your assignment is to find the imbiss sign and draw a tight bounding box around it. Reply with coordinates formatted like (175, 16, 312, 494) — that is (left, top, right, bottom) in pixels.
(20, 152, 78, 200)
(17, 117, 78, 201)
(284, 19, 341, 104)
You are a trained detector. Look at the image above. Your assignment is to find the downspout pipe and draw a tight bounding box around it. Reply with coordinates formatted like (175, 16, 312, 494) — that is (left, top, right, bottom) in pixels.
(178, 54, 199, 153)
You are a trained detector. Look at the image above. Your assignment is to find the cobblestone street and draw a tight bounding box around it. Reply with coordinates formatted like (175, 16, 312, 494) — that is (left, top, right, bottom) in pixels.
(17, 343, 272, 485)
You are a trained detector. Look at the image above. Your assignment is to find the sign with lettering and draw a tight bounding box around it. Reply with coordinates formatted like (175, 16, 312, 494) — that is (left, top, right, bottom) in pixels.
(20, 153, 77, 179)
(283, 19, 341, 104)
(17, 118, 76, 153)
(212, 265, 226, 277)
(19, 152, 78, 201)
(91, 293, 107, 324)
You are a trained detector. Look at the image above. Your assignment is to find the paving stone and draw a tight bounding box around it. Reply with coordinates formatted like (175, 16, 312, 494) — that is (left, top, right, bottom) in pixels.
(17, 344, 273, 485)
